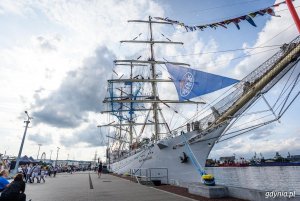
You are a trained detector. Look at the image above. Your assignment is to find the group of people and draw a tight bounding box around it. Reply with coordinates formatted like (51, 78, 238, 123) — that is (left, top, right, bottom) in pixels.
(0, 164, 60, 201)
(21, 164, 48, 183)
(20, 164, 58, 183)
(0, 170, 26, 201)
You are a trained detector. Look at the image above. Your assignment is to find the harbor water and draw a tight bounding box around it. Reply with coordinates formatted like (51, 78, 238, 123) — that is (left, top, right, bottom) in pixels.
(206, 166, 300, 195)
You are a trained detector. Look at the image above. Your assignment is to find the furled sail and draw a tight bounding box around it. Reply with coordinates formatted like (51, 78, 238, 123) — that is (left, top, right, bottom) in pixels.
(166, 63, 239, 101)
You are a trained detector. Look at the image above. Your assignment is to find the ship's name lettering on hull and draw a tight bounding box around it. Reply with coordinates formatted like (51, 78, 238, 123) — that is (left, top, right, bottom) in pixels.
(139, 156, 152, 162)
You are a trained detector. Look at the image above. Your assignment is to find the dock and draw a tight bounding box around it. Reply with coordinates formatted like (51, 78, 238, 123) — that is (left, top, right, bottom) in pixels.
(26, 172, 299, 201)
(26, 172, 196, 201)
(21, 172, 300, 201)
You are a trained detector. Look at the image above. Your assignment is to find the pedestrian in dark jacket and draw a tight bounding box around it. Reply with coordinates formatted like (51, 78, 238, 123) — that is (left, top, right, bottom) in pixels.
(0, 173, 26, 201)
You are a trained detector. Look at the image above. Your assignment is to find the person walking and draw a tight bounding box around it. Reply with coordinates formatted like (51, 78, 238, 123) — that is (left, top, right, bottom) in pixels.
(40, 167, 46, 183)
(21, 165, 27, 181)
(97, 162, 102, 178)
(17, 166, 22, 174)
(48, 166, 52, 177)
(25, 165, 32, 183)
(53, 166, 57, 177)
(36, 165, 41, 183)
(44, 167, 48, 178)
(31, 164, 40, 183)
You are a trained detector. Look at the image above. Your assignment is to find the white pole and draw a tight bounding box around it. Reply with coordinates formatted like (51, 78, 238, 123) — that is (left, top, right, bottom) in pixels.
(13, 111, 31, 175)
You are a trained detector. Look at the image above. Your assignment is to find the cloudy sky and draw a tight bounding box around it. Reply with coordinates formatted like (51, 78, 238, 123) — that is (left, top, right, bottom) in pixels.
(0, 0, 300, 162)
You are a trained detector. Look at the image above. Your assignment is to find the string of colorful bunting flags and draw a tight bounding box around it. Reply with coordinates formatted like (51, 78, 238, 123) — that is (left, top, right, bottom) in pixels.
(154, 0, 289, 31)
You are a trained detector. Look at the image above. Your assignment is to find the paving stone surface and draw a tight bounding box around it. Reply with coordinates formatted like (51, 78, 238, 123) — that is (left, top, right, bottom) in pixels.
(26, 172, 194, 201)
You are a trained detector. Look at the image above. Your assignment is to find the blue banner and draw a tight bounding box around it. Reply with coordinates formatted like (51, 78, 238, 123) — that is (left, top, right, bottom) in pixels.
(166, 63, 239, 101)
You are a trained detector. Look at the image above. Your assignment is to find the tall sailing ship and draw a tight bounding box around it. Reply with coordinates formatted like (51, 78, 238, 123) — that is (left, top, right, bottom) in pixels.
(99, 16, 300, 185)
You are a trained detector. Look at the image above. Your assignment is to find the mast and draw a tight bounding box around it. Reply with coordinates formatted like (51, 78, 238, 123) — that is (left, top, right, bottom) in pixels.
(108, 17, 191, 142)
(101, 16, 205, 150)
(129, 62, 133, 144)
(286, 0, 300, 33)
(149, 16, 159, 141)
(119, 88, 123, 153)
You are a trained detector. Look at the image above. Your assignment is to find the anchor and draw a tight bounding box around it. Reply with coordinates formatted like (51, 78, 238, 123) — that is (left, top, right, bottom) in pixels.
(179, 152, 189, 163)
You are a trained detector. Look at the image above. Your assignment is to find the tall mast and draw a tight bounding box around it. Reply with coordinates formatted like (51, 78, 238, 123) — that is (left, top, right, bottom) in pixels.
(112, 17, 191, 143)
(101, 16, 205, 148)
(148, 16, 159, 141)
(286, 0, 300, 33)
(119, 88, 123, 152)
(129, 62, 133, 144)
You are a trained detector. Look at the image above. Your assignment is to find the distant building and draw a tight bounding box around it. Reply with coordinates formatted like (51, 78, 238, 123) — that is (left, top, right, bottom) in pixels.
(289, 155, 300, 162)
(219, 156, 235, 163)
(274, 152, 283, 160)
(53, 160, 92, 168)
(205, 159, 215, 166)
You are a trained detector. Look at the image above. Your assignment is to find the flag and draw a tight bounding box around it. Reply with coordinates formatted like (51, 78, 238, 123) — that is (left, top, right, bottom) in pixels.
(166, 63, 239, 101)
(154, 0, 286, 32)
(244, 15, 257, 27)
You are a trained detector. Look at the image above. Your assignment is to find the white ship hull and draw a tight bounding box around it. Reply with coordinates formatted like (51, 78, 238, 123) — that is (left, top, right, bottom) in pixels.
(103, 26, 300, 186)
(110, 123, 228, 184)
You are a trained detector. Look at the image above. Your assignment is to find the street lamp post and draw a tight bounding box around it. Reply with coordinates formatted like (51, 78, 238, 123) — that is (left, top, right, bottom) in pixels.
(50, 150, 53, 160)
(36, 143, 42, 160)
(55, 147, 60, 167)
(13, 111, 32, 175)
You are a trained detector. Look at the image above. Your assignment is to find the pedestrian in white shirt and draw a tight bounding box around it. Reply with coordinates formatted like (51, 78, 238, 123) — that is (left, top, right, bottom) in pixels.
(40, 167, 46, 183)
(26, 164, 32, 183)
(31, 164, 40, 183)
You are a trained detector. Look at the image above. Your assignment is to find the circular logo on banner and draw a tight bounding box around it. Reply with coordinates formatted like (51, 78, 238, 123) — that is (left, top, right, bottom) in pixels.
(180, 72, 194, 97)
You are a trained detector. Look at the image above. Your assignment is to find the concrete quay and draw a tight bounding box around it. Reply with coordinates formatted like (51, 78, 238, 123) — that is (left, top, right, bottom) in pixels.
(187, 183, 300, 201)
(26, 172, 196, 201)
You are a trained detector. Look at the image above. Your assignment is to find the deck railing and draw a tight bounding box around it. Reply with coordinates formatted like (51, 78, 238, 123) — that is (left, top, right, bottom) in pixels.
(130, 167, 168, 184)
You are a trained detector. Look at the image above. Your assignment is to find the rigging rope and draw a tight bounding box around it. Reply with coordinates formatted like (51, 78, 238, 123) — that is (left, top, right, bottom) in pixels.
(155, 47, 281, 133)
(185, 0, 263, 15)
(272, 63, 298, 109)
(273, 68, 300, 112)
(168, 24, 296, 132)
(217, 119, 278, 143)
(167, 44, 282, 57)
(217, 62, 300, 143)
(278, 71, 300, 115)
(168, 110, 176, 130)
(278, 91, 300, 118)
(166, 0, 272, 25)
